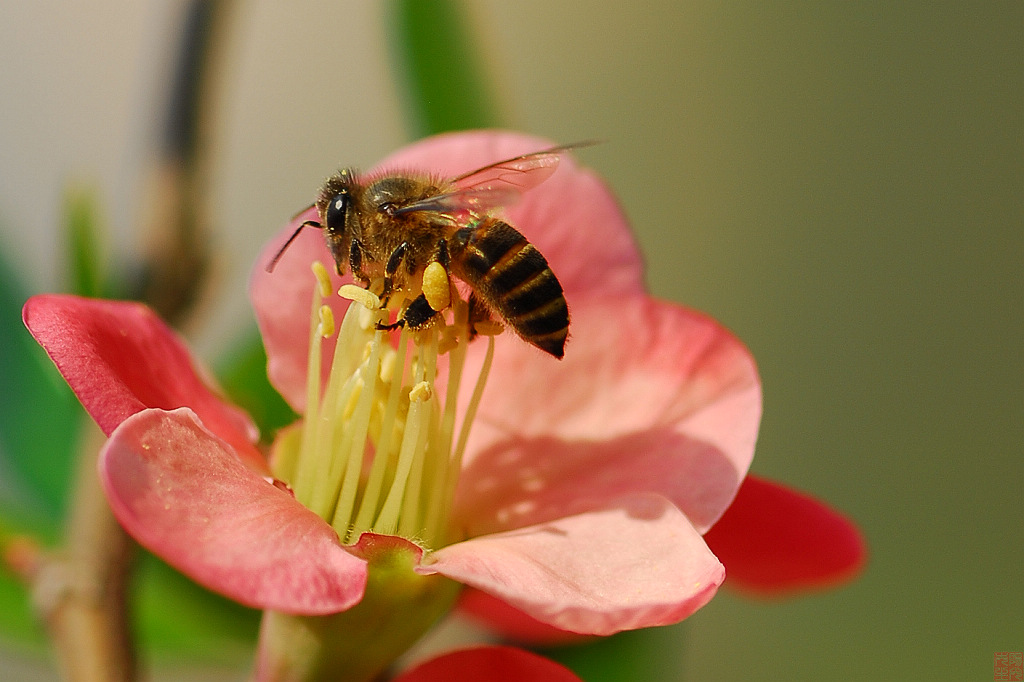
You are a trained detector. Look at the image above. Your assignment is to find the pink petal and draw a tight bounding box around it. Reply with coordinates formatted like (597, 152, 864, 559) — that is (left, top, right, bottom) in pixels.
(396, 646, 582, 682)
(23, 294, 263, 470)
(458, 296, 761, 532)
(249, 210, 352, 411)
(704, 476, 867, 594)
(423, 494, 723, 636)
(100, 407, 367, 614)
(456, 428, 740, 541)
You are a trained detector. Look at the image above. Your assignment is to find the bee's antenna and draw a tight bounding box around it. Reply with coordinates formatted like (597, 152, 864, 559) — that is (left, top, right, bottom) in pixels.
(266, 220, 321, 272)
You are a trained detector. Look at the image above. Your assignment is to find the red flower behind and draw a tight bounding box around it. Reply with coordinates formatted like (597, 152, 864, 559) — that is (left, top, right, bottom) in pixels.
(394, 647, 581, 682)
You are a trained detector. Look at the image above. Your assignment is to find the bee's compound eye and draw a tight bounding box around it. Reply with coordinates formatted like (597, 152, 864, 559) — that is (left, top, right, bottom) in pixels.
(326, 193, 349, 230)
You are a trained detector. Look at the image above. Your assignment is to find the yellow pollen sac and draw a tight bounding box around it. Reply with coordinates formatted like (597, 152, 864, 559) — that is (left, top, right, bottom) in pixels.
(422, 262, 451, 312)
(339, 284, 382, 311)
(473, 320, 504, 337)
(311, 261, 333, 299)
(409, 381, 432, 402)
(318, 305, 336, 338)
(437, 325, 459, 355)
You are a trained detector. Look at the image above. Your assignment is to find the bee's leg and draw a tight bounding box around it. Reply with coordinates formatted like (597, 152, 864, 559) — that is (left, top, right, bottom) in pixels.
(433, 239, 450, 269)
(403, 294, 441, 330)
(466, 292, 493, 340)
(381, 241, 411, 304)
(375, 293, 439, 331)
(377, 239, 450, 332)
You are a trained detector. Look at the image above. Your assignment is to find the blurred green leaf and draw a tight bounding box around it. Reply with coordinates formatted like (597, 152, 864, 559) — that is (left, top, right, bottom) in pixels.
(390, 0, 502, 136)
(133, 553, 258, 662)
(540, 623, 688, 682)
(0, 515, 60, 645)
(0, 571, 43, 648)
(63, 187, 107, 299)
(216, 328, 296, 443)
(0, 244, 83, 521)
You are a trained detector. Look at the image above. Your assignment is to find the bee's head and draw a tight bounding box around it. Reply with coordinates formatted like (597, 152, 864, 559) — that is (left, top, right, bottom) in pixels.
(311, 169, 362, 272)
(318, 169, 357, 235)
(324, 189, 351, 235)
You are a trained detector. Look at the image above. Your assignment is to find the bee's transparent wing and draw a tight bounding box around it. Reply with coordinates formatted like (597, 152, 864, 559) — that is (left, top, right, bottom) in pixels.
(394, 142, 594, 217)
(392, 186, 522, 216)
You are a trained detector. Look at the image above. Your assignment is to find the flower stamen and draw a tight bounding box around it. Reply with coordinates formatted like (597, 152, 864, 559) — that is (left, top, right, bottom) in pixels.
(287, 262, 490, 549)
(318, 305, 335, 338)
(312, 261, 333, 299)
(352, 329, 410, 536)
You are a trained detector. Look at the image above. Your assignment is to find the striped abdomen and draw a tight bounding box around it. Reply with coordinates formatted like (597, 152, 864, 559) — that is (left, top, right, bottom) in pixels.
(450, 219, 569, 358)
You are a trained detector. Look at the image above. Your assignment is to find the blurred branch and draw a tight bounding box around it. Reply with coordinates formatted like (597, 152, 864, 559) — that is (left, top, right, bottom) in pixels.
(30, 2, 240, 680)
(33, 425, 137, 682)
(137, 0, 237, 326)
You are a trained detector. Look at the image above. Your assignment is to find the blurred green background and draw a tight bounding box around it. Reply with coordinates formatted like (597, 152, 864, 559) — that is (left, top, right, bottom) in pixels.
(0, 2, 1020, 680)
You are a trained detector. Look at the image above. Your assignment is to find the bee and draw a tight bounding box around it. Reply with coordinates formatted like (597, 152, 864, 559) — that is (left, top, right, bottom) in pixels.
(269, 143, 587, 359)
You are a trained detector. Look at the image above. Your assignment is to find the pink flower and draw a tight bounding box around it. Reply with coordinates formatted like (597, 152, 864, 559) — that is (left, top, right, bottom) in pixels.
(24, 131, 863, 671)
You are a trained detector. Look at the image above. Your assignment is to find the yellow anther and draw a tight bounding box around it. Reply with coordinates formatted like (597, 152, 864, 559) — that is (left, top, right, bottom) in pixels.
(473, 320, 505, 337)
(409, 381, 432, 402)
(311, 261, 333, 299)
(318, 305, 336, 338)
(339, 284, 382, 311)
(422, 262, 451, 312)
